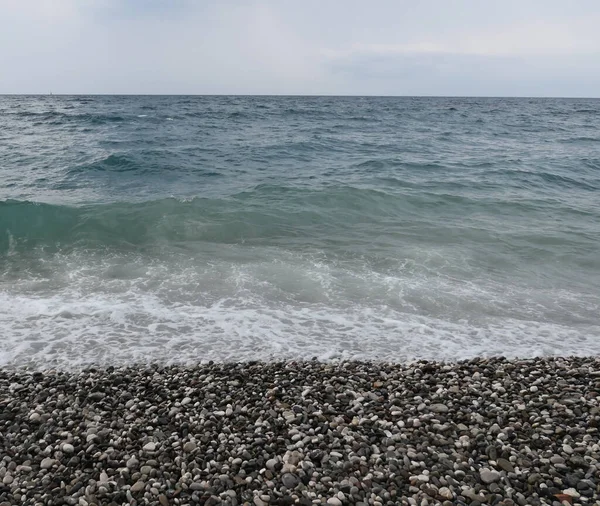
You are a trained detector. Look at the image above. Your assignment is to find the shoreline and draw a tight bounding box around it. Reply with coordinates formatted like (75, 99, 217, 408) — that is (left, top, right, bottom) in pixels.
(1, 357, 599, 505)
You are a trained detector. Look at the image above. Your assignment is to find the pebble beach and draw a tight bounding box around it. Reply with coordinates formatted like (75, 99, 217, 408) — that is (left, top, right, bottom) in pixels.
(1, 357, 599, 506)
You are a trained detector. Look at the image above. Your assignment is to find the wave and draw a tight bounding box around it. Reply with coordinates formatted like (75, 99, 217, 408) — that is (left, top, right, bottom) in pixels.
(0, 189, 390, 253)
(483, 168, 600, 191)
(11, 110, 128, 125)
(68, 154, 140, 174)
(1, 183, 598, 256)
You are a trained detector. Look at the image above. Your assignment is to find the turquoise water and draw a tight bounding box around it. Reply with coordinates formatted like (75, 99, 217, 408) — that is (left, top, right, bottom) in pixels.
(1, 96, 599, 368)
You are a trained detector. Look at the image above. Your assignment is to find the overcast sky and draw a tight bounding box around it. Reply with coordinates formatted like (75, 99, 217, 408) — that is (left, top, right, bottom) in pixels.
(2, 0, 600, 96)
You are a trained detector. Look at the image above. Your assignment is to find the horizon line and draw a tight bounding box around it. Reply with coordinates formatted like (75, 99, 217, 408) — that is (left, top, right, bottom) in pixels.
(1, 93, 599, 99)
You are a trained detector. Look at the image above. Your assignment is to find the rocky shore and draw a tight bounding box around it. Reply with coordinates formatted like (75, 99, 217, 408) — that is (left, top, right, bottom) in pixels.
(1, 357, 599, 506)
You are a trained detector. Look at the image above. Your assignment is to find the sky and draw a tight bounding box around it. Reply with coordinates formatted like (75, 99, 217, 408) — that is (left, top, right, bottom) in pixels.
(1, 0, 600, 96)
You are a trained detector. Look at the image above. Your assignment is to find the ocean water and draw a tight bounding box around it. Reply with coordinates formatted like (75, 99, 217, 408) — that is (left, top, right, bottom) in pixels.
(1, 95, 599, 369)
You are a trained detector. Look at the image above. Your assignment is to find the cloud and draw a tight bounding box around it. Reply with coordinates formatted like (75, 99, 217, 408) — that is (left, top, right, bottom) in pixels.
(0, 0, 599, 95)
(326, 51, 600, 97)
(324, 18, 600, 58)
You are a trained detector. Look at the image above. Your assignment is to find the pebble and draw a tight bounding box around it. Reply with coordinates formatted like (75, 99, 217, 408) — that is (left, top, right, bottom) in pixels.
(62, 443, 75, 454)
(183, 441, 196, 452)
(130, 481, 145, 493)
(496, 457, 514, 473)
(562, 488, 580, 498)
(281, 473, 299, 488)
(0, 357, 597, 505)
(429, 403, 449, 413)
(479, 468, 501, 484)
(40, 458, 55, 469)
(562, 444, 574, 454)
(438, 486, 452, 499)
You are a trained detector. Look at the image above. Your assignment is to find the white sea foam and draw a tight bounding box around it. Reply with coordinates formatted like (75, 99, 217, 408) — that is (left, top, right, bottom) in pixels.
(1, 248, 598, 369)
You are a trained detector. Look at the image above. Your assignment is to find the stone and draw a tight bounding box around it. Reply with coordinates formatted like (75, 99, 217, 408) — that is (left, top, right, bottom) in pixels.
(62, 443, 75, 454)
(40, 458, 55, 470)
(496, 458, 514, 473)
(479, 468, 501, 484)
(0, 357, 598, 506)
(183, 442, 196, 452)
(438, 487, 453, 500)
(131, 481, 146, 493)
(429, 403, 449, 413)
(562, 444, 574, 455)
(281, 473, 299, 489)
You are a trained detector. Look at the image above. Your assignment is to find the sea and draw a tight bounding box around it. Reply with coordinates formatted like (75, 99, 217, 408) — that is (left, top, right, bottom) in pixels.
(1, 95, 599, 369)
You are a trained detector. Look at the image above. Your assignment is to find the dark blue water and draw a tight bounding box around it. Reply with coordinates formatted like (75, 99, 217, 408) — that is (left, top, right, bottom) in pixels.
(1, 95, 599, 368)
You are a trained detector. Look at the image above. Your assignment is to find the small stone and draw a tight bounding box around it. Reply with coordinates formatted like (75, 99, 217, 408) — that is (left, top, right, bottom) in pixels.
(254, 497, 266, 506)
(496, 458, 514, 473)
(62, 443, 75, 454)
(562, 488, 580, 498)
(551, 455, 565, 465)
(143, 442, 156, 451)
(40, 458, 55, 470)
(181, 397, 192, 405)
(281, 473, 299, 489)
(29, 412, 41, 423)
(438, 487, 453, 500)
(429, 403, 449, 413)
(562, 444, 574, 455)
(327, 499, 342, 506)
(141, 466, 153, 475)
(2, 475, 13, 485)
(266, 458, 278, 470)
(159, 495, 169, 506)
(126, 457, 139, 469)
(183, 441, 196, 452)
(480, 468, 501, 484)
(131, 481, 145, 493)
